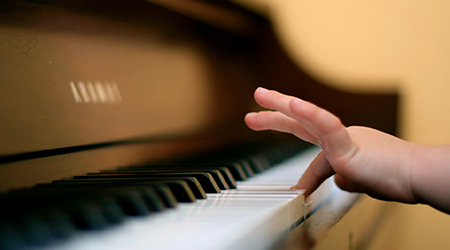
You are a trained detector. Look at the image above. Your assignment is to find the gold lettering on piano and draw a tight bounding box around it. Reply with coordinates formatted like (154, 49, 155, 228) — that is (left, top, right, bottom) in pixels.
(70, 81, 122, 104)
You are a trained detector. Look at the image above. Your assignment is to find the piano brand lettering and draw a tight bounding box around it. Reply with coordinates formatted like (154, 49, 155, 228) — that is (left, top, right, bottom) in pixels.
(70, 81, 122, 104)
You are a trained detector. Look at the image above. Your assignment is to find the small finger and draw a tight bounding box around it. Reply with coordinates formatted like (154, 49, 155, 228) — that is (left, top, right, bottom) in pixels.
(253, 87, 353, 159)
(292, 151, 335, 197)
(289, 98, 356, 161)
(253, 87, 298, 118)
(245, 111, 318, 144)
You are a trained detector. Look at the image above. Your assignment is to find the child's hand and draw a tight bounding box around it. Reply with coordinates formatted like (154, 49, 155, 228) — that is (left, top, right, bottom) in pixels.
(245, 87, 418, 204)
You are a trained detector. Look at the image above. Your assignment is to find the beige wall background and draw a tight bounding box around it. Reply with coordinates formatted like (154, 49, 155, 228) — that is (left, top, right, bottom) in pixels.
(235, 0, 450, 249)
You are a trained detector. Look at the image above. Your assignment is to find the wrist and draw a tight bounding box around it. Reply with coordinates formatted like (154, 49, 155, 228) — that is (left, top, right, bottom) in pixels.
(405, 142, 429, 204)
(408, 144, 450, 212)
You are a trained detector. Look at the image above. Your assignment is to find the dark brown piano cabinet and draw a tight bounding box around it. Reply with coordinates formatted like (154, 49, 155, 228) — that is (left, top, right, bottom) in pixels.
(0, 1, 398, 249)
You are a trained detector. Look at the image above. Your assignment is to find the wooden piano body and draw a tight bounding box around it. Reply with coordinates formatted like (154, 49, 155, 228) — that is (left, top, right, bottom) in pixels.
(0, 0, 398, 249)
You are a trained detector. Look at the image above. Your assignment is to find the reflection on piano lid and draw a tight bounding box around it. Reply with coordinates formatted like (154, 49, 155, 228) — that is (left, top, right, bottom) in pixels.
(0, 0, 398, 250)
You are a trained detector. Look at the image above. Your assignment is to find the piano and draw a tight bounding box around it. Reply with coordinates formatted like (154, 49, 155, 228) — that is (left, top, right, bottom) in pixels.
(0, 0, 398, 249)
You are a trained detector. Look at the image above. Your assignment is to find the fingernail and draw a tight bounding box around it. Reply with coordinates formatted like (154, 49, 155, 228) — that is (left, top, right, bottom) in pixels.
(245, 112, 256, 119)
(293, 178, 304, 189)
(256, 87, 269, 94)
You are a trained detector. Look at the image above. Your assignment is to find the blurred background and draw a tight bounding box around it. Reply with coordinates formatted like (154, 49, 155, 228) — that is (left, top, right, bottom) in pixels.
(234, 0, 450, 249)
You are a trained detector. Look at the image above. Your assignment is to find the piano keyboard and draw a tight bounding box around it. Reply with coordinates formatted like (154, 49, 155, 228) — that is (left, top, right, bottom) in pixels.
(0, 144, 326, 250)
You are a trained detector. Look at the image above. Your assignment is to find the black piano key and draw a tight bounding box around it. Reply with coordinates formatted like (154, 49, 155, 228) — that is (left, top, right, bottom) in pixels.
(120, 165, 237, 189)
(82, 172, 220, 194)
(39, 206, 77, 239)
(261, 142, 307, 165)
(147, 183, 178, 208)
(113, 191, 151, 216)
(17, 212, 54, 246)
(0, 200, 74, 244)
(192, 147, 261, 176)
(246, 155, 270, 173)
(203, 162, 248, 181)
(94, 197, 126, 224)
(0, 223, 27, 250)
(6, 186, 149, 227)
(92, 182, 178, 208)
(63, 200, 109, 230)
(139, 162, 248, 181)
(37, 186, 156, 216)
(231, 160, 255, 177)
(52, 178, 198, 202)
(137, 187, 166, 212)
(207, 159, 255, 176)
(204, 153, 264, 174)
(7, 193, 109, 231)
(40, 181, 178, 208)
(105, 169, 229, 190)
(86, 186, 164, 214)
